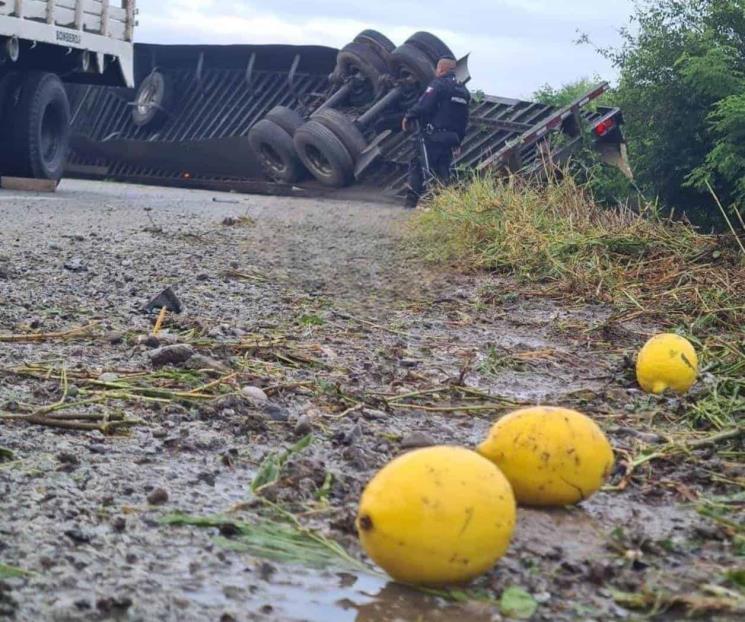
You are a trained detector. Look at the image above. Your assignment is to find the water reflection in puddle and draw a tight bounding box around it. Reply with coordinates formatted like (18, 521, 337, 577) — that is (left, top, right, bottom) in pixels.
(184, 568, 497, 621)
(260, 570, 493, 621)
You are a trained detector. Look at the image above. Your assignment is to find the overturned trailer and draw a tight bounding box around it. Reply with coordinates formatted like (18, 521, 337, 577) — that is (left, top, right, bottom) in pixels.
(66, 33, 629, 199)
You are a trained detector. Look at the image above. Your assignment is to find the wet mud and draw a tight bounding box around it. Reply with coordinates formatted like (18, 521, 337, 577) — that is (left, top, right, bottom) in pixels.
(0, 181, 740, 621)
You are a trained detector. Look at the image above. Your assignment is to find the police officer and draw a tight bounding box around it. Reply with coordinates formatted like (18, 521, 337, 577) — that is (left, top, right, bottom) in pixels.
(402, 57, 471, 208)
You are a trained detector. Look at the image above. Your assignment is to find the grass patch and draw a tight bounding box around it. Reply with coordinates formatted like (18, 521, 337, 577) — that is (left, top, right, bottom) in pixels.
(412, 173, 745, 432)
(161, 511, 365, 571)
(412, 174, 744, 327)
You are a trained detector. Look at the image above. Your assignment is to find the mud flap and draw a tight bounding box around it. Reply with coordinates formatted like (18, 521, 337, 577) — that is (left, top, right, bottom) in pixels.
(455, 54, 471, 85)
(597, 141, 633, 180)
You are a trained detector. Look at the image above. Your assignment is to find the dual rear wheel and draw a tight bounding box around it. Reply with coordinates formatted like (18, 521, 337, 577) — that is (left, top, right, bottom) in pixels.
(248, 106, 306, 184)
(249, 29, 454, 188)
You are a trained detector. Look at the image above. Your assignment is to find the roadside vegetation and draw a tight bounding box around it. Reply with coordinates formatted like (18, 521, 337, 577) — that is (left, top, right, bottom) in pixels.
(411, 168, 745, 615)
(551, 0, 745, 229)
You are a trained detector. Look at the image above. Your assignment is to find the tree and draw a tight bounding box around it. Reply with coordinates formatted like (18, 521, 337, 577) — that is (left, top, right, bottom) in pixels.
(533, 77, 608, 108)
(602, 0, 745, 227)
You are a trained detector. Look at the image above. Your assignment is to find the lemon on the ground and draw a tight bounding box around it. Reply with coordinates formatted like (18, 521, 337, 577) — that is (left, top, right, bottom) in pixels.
(636, 333, 698, 394)
(478, 407, 614, 507)
(356, 446, 516, 586)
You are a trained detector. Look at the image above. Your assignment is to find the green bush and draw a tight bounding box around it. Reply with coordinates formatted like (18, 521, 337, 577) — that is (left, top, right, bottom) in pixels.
(601, 0, 745, 228)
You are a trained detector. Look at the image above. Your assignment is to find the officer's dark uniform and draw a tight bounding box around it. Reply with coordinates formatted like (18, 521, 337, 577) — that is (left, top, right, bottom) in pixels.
(404, 70, 471, 207)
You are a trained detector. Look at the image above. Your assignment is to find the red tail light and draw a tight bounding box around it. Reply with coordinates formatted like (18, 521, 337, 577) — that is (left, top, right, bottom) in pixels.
(594, 118, 616, 137)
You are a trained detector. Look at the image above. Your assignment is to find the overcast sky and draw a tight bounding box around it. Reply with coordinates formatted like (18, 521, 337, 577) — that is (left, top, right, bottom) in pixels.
(134, 0, 635, 98)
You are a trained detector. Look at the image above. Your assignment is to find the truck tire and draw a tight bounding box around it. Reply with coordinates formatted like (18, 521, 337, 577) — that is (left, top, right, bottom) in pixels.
(406, 32, 455, 64)
(354, 29, 396, 59)
(1, 72, 70, 180)
(294, 120, 354, 187)
(132, 70, 174, 130)
(312, 108, 367, 160)
(265, 106, 304, 137)
(336, 42, 388, 105)
(390, 43, 435, 88)
(248, 118, 305, 184)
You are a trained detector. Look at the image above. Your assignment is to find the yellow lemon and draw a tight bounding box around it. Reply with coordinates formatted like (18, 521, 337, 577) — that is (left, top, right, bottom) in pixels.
(356, 446, 516, 586)
(478, 407, 614, 507)
(636, 333, 698, 394)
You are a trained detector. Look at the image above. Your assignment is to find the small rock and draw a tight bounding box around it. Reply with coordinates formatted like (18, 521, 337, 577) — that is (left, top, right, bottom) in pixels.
(400, 358, 420, 368)
(64, 528, 92, 544)
(143, 335, 161, 348)
(0, 263, 9, 280)
(147, 488, 169, 505)
(185, 354, 229, 372)
(263, 403, 289, 422)
(66, 385, 80, 398)
(197, 472, 216, 487)
(222, 217, 238, 226)
(343, 424, 363, 445)
(63, 258, 87, 272)
(107, 332, 125, 345)
(96, 597, 132, 613)
(57, 452, 80, 466)
(98, 372, 119, 383)
(362, 408, 386, 420)
(112, 517, 126, 532)
(242, 386, 269, 403)
(219, 522, 241, 537)
(196, 273, 210, 281)
(257, 562, 276, 581)
(400, 432, 435, 449)
(294, 415, 313, 436)
(148, 344, 194, 368)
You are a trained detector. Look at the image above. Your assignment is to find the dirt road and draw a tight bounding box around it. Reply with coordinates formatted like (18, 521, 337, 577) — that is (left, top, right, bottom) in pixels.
(0, 181, 738, 621)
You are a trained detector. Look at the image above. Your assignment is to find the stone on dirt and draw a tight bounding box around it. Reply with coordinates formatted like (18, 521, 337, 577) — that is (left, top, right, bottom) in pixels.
(148, 344, 195, 367)
(400, 432, 436, 449)
(147, 488, 169, 506)
(242, 386, 269, 403)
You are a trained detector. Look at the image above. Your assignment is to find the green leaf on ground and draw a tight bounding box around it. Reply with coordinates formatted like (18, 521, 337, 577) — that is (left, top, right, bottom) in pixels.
(500, 586, 538, 619)
(0, 563, 29, 579)
(250, 434, 313, 493)
(0, 447, 14, 462)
